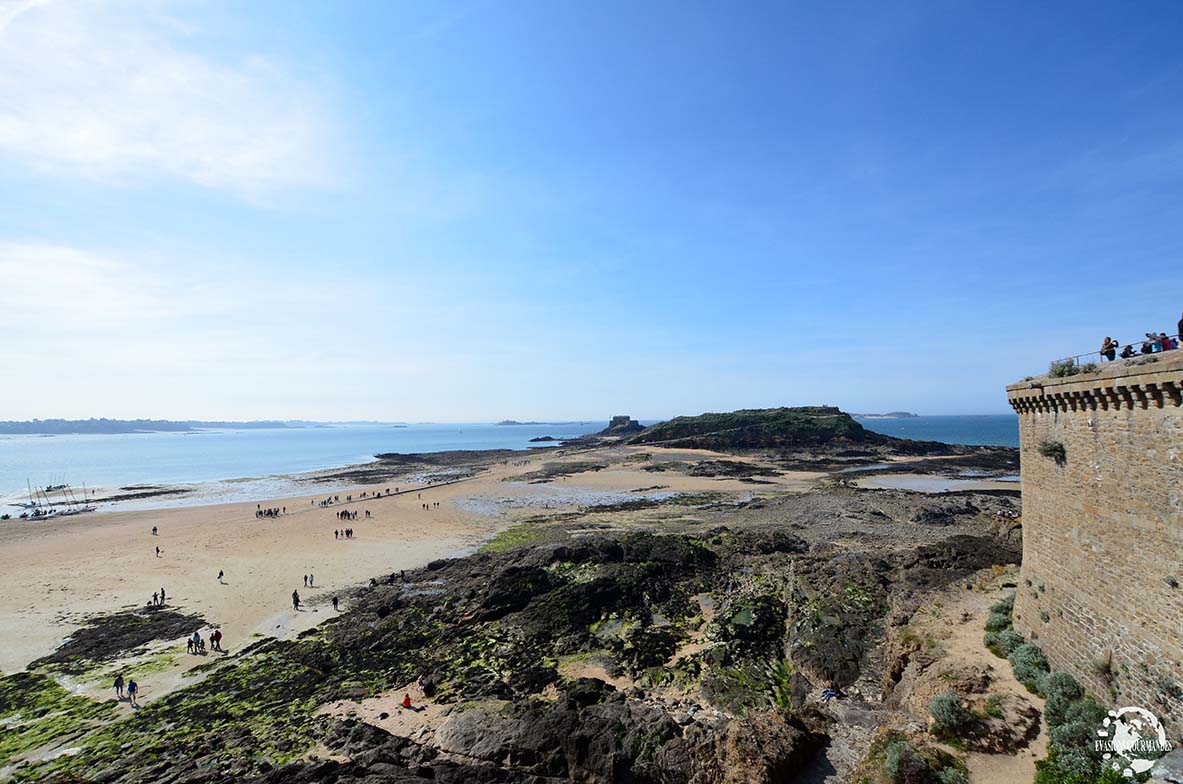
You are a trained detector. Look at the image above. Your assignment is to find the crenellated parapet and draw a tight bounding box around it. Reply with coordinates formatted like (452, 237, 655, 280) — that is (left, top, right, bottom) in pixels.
(1007, 353, 1183, 413)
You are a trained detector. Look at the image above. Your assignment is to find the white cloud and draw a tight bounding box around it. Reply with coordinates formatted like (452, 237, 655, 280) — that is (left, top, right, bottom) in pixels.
(0, 0, 335, 198)
(0, 242, 180, 329)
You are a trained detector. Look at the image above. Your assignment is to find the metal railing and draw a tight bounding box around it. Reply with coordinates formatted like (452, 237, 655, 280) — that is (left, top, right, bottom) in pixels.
(1048, 332, 1181, 374)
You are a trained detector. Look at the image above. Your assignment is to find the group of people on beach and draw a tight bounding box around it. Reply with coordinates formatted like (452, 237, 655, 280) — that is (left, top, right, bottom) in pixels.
(335, 528, 354, 539)
(337, 509, 361, 521)
(303, 573, 316, 587)
(1101, 314, 1183, 361)
(255, 506, 285, 519)
(149, 587, 166, 607)
(113, 673, 139, 706)
(421, 501, 438, 510)
(186, 628, 223, 654)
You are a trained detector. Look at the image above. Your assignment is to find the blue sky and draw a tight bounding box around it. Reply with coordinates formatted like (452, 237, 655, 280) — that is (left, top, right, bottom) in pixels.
(1, 0, 1181, 421)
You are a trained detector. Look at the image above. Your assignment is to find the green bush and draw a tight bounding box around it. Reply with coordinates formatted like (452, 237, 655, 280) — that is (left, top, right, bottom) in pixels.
(883, 738, 927, 784)
(1034, 746, 1101, 783)
(935, 769, 969, 784)
(1035, 696, 1119, 784)
(984, 611, 1012, 632)
(1035, 747, 1125, 784)
(1049, 719, 1097, 753)
(1008, 643, 1050, 692)
(979, 629, 1026, 657)
(1048, 359, 1080, 377)
(1040, 672, 1083, 727)
(1039, 672, 1082, 702)
(989, 595, 1015, 616)
(929, 691, 973, 735)
(1060, 697, 1106, 727)
(993, 630, 1024, 657)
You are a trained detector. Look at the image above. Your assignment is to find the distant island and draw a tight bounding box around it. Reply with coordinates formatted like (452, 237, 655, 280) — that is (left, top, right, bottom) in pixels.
(0, 419, 292, 435)
(495, 420, 580, 426)
(852, 411, 919, 419)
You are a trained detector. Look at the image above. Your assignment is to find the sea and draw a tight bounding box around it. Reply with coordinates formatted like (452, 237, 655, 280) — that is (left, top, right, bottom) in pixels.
(0, 415, 1018, 511)
(857, 414, 1018, 448)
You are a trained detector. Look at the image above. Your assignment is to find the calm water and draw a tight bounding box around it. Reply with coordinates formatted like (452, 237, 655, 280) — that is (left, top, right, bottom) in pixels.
(0, 415, 1017, 508)
(858, 415, 1019, 448)
(0, 422, 603, 502)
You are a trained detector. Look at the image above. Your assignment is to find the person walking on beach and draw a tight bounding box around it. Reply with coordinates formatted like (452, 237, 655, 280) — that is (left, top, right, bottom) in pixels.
(155, 546, 161, 558)
(160, 587, 166, 604)
(309, 573, 314, 587)
(127, 679, 139, 706)
(211, 629, 223, 652)
(217, 570, 224, 584)
(292, 590, 300, 610)
(152, 591, 159, 607)
(114, 673, 124, 700)
(303, 575, 308, 588)
(332, 596, 339, 611)
(151, 526, 158, 536)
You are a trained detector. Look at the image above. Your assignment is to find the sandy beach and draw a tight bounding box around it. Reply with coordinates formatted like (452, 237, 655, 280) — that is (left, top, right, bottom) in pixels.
(0, 454, 557, 680)
(0, 445, 828, 702)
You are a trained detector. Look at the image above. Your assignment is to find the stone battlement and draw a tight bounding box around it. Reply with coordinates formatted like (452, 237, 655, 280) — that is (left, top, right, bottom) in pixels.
(1008, 351, 1183, 413)
(1007, 350, 1183, 737)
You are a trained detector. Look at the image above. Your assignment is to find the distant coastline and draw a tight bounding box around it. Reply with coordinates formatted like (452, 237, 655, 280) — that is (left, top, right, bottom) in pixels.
(0, 418, 411, 435)
(852, 411, 919, 420)
(0, 418, 291, 435)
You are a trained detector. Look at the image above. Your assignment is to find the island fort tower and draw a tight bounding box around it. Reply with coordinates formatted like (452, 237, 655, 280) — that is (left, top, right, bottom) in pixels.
(1007, 351, 1183, 735)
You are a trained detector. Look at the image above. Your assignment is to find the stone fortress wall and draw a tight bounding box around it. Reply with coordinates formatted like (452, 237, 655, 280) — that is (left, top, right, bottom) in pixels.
(1006, 351, 1183, 737)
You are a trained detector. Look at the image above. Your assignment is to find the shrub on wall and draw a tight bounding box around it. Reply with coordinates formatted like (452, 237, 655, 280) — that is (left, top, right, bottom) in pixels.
(1037, 440, 1067, 466)
(1048, 359, 1080, 377)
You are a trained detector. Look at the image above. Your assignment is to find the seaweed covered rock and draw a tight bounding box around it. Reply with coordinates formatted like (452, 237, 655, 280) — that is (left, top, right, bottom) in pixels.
(30, 607, 205, 673)
(478, 566, 556, 621)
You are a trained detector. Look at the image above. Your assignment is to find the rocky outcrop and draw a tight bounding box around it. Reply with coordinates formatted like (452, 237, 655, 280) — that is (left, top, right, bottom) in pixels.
(629, 407, 879, 450)
(598, 415, 644, 437)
